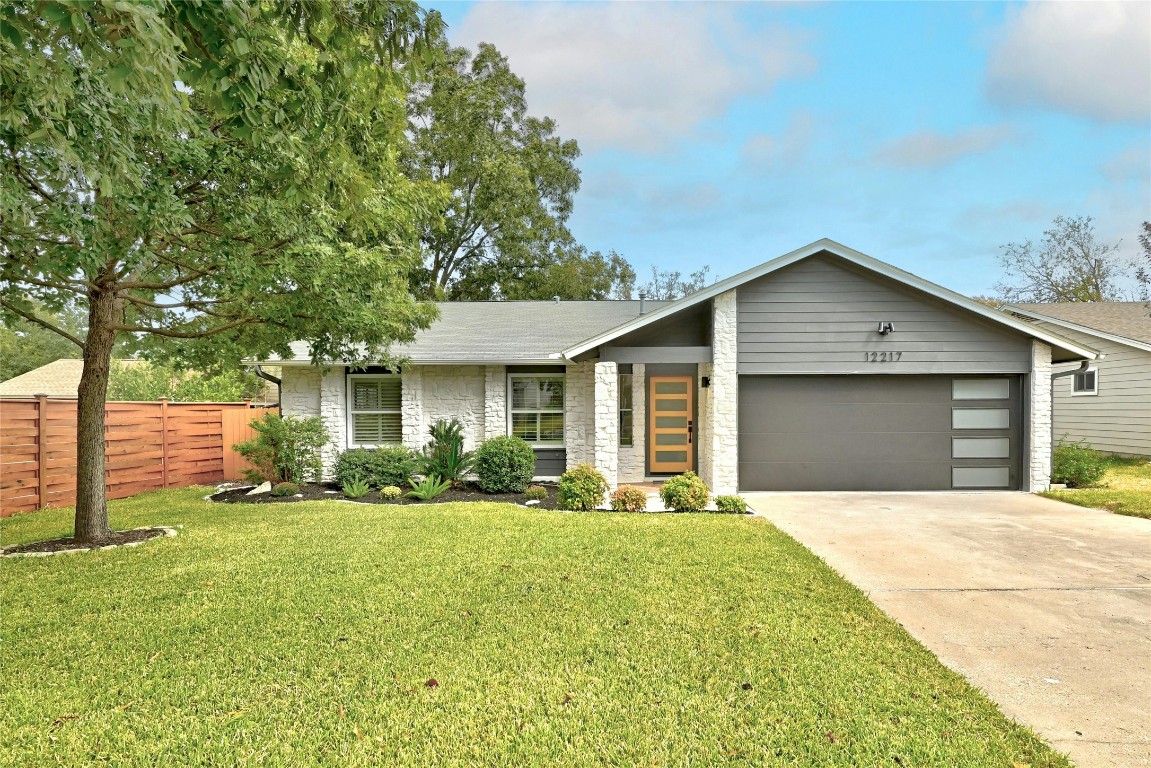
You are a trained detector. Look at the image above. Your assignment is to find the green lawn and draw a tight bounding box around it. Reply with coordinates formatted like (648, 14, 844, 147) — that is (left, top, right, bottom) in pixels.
(1, 490, 1068, 767)
(1042, 456, 1151, 519)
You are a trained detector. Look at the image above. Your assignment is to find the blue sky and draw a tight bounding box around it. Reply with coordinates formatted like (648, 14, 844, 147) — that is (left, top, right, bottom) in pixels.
(427, 1, 1150, 297)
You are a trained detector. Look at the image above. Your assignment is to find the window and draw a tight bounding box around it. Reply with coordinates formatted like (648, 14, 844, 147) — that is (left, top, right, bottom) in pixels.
(348, 375, 402, 447)
(508, 375, 564, 446)
(619, 373, 633, 447)
(1072, 368, 1098, 396)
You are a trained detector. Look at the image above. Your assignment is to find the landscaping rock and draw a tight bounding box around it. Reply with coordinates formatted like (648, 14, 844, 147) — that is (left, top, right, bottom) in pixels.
(247, 481, 272, 495)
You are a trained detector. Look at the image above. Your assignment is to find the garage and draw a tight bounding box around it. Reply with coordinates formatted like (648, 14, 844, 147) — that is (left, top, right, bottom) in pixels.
(738, 374, 1023, 491)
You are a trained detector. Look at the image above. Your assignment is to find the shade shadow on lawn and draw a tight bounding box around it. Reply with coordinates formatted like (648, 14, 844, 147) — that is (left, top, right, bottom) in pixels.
(0, 489, 1069, 767)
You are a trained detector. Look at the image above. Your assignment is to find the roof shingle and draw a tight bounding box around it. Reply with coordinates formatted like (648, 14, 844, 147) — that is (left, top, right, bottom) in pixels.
(1010, 302, 1151, 345)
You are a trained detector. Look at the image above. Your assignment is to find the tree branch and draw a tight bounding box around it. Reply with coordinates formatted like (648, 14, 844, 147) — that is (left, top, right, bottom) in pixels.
(0, 299, 85, 347)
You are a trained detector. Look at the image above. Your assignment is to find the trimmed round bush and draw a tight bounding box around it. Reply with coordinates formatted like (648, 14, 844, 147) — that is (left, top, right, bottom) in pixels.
(1052, 440, 1108, 488)
(524, 485, 548, 501)
(271, 481, 300, 497)
(334, 447, 417, 489)
(714, 495, 748, 514)
(659, 471, 710, 512)
(610, 485, 648, 513)
(557, 463, 609, 511)
(475, 436, 536, 493)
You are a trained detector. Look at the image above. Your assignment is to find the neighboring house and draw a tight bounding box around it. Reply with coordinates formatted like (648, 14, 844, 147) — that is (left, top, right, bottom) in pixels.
(259, 239, 1099, 493)
(1007, 303, 1151, 457)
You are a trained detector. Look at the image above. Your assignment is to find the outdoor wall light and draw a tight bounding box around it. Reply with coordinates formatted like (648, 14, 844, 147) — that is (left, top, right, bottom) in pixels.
(701, 376, 711, 388)
(877, 321, 895, 335)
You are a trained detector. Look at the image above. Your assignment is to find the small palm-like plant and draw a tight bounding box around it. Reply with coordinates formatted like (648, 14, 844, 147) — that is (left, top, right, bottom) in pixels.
(421, 419, 474, 486)
(406, 475, 453, 501)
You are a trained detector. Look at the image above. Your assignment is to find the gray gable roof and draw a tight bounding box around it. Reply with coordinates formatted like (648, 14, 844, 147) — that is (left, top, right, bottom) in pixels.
(1009, 302, 1151, 347)
(276, 300, 669, 364)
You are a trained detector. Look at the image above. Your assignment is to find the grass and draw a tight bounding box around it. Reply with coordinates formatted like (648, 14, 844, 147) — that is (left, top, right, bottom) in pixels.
(1042, 455, 1151, 519)
(1, 490, 1069, 767)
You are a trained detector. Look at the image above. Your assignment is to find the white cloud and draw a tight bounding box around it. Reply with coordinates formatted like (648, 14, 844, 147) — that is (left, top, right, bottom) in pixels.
(986, 2, 1151, 123)
(450, 2, 816, 152)
(872, 125, 1019, 168)
(1101, 144, 1151, 187)
(740, 111, 816, 168)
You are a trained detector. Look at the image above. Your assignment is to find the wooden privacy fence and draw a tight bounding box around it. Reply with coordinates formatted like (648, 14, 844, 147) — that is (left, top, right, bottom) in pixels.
(0, 398, 277, 516)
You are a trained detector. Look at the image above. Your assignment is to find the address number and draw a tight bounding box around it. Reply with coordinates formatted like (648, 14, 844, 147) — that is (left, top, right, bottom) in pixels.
(864, 351, 902, 362)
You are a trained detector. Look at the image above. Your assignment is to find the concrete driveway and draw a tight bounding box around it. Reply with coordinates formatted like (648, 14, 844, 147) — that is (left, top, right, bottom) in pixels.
(743, 492, 1151, 768)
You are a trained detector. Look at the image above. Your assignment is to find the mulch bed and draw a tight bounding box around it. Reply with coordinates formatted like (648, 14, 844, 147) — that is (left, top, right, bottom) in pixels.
(210, 482, 561, 510)
(1, 527, 171, 557)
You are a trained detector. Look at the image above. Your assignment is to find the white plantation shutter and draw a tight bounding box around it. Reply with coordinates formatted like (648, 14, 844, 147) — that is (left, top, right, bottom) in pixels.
(348, 376, 402, 446)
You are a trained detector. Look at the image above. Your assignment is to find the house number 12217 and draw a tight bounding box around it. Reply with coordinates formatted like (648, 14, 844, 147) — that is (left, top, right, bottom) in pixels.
(864, 351, 902, 362)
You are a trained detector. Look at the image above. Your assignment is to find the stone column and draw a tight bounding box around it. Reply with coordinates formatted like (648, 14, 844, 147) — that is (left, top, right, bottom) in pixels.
(593, 360, 619, 489)
(484, 365, 507, 441)
(1029, 341, 1053, 492)
(319, 366, 347, 478)
(564, 360, 595, 468)
(705, 290, 739, 495)
(401, 366, 425, 453)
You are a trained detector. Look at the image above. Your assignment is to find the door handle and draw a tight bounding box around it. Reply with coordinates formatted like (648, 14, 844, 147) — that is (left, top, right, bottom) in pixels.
(687, 420, 693, 444)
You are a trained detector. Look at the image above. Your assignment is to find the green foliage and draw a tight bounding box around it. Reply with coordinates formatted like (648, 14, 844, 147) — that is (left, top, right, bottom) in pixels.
(406, 475, 452, 501)
(107, 361, 261, 402)
(234, 413, 327, 485)
(420, 419, 474, 486)
(1052, 441, 1108, 488)
(475, 244, 636, 301)
(379, 486, 404, 501)
(0, 306, 89, 382)
(660, 472, 710, 513)
(334, 447, 418, 489)
(403, 41, 582, 300)
(474, 435, 536, 493)
(524, 485, 549, 502)
(715, 495, 748, 514)
(638, 265, 711, 300)
(270, 482, 299, 497)
(557, 463, 609, 511)
(610, 485, 648, 513)
(341, 476, 373, 500)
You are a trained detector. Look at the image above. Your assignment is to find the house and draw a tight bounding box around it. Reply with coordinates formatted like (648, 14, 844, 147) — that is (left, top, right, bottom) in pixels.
(263, 239, 1100, 493)
(1006, 302, 1150, 457)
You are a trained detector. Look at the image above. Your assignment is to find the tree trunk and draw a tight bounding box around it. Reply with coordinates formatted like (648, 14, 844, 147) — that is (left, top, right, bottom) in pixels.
(73, 290, 118, 543)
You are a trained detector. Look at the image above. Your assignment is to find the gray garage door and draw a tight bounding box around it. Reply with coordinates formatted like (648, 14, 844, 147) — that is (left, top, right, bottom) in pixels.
(738, 375, 1022, 491)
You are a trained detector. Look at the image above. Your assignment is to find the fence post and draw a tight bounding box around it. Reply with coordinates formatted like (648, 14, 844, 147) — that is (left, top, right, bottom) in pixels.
(160, 397, 170, 488)
(36, 393, 48, 509)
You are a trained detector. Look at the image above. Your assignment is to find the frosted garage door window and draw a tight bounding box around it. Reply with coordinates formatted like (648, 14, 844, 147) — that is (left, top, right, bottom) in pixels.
(952, 437, 1010, 459)
(952, 408, 1010, 429)
(952, 379, 1010, 400)
(952, 467, 1011, 488)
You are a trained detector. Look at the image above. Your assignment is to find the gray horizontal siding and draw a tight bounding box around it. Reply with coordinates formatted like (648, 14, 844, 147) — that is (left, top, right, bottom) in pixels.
(1033, 322, 1151, 456)
(737, 255, 1033, 375)
(532, 448, 566, 477)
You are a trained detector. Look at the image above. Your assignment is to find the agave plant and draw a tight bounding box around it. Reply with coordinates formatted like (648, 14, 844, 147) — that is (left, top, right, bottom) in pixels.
(405, 475, 453, 501)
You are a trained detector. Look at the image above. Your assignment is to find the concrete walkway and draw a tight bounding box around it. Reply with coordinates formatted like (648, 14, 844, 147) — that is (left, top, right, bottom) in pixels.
(743, 491, 1151, 768)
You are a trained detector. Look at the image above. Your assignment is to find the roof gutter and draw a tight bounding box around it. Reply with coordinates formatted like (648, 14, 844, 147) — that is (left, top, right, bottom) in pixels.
(250, 365, 281, 408)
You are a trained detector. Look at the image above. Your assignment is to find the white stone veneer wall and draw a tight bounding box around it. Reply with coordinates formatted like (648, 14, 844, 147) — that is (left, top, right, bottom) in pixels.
(696, 362, 714, 488)
(593, 361, 619, 488)
(618, 364, 646, 483)
(280, 366, 321, 419)
(417, 365, 486, 452)
(1029, 341, 1053, 492)
(704, 290, 739, 494)
(318, 367, 348, 477)
(401, 366, 424, 452)
(483, 366, 507, 441)
(564, 360, 596, 469)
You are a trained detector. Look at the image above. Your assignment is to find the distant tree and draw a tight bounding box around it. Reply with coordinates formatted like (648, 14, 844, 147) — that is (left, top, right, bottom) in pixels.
(1137, 221, 1150, 303)
(465, 244, 635, 300)
(0, 306, 87, 381)
(638, 265, 712, 300)
(0, 1, 442, 544)
(994, 216, 1129, 303)
(969, 295, 1006, 310)
(403, 42, 582, 299)
(107, 361, 262, 403)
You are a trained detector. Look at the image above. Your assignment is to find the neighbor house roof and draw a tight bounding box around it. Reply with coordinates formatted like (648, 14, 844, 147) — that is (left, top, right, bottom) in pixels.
(269, 300, 669, 365)
(0, 359, 90, 397)
(562, 239, 1101, 362)
(1007, 302, 1151, 352)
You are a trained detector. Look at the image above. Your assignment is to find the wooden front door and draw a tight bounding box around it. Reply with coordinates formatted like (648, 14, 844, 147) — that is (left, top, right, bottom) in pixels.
(648, 376, 694, 473)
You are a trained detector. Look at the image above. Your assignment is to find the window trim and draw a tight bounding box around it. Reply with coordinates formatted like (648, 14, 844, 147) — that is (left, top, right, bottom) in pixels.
(618, 373, 634, 447)
(346, 373, 403, 448)
(507, 373, 565, 448)
(1071, 367, 1099, 397)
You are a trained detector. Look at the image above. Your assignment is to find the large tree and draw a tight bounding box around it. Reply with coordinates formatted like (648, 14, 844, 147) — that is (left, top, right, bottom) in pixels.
(403, 41, 581, 299)
(1137, 221, 1150, 304)
(638, 265, 712, 300)
(458, 243, 635, 301)
(0, 1, 443, 543)
(994, 215, 1129, 303)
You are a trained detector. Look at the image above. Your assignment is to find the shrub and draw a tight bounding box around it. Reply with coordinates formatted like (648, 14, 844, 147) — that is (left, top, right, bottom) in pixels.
(342, 476, 372, 499)
(715, 495, 748, 514)
(524, 485, 548, 501)
(557, 464, 609, 511)
(234, 413, 327, 484)
(406, 475, 452, 501)
(270, 481, 299, 497)
(1052, 440, 1108, 488)
(610, 485, 648, 513)
(659, 471, 710, 512)
(334, 447, 417, 489)
(475, 435, 536, 493)
(379, 485, 403, 501)
(420, 419, 474, 486)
